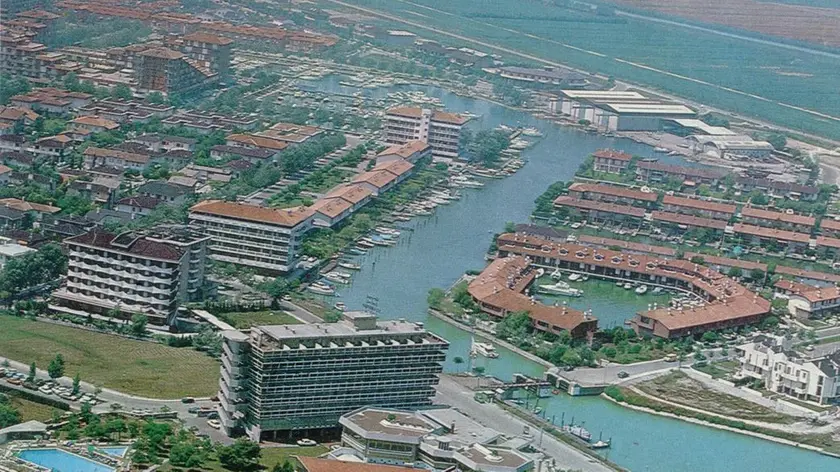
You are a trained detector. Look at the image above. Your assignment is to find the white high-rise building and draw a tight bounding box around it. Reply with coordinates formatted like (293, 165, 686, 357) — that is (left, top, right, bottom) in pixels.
(383, 107, 468, 159)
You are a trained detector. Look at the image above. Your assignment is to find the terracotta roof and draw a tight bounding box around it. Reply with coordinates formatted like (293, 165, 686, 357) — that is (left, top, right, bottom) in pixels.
(773, 279, 813, 294)
(324, 184, 373, 205)
(736, 177, 818, 195)
(815, 236, 840, 249)
(310, 198, 353, 219)
(593, 149, 632, 161)
(568, 182, 658, 202)
(66, 229, 184, 261)
(372, 158, 414, 177)
(377, 140, 430, 159)
(138, 47, 184, 59)
(553, 196, 646, 217)
(820, 218, 840, 232)
(182, 31, 234, 45)
(0, 165, 11, 175)
(190, 200, 313, 227)
(733, 223, 811, 244)
(0, 106, 39, 122)
(353, 170, 398, 189)
(71, 115, 119, 130)
(642, 293, 768, 331)
(224, 159, 253, 170)
(226, 134, 288, 151)
(800, 286, 840, 304)
(297, 457, 419, 472)
(211, 145, 274, 160)
(468, 256, 595, 333)
(651, 211, 727, 230)
(385, 106, 468, 125)
(0, 198, 60, 214)
(578, 234, 677, 256)
(741, 207, 815, 227)
(662, 195, 736, 215)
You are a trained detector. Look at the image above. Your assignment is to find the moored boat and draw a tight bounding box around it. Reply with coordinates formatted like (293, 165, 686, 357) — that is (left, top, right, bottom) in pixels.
(538, 282, 582, 297)
(635, 285, 648, 295)
(338, 262, 361, 270)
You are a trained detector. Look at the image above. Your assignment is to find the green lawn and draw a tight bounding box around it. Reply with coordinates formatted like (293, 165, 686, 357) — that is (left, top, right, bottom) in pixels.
(0, 315, 220, 399)
(220, 311, 302, 329)
(692, 360, 740, 379)
(159, 445, 328, 472)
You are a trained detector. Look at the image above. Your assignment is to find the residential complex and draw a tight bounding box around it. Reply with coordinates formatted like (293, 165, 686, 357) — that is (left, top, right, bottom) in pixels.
(188, 200, 314, 274)
(217, 312, 449, 440)
(383, 107, 468, 159)
(337, 407, 535, 472)
(737, 335, 840, 405)
(496, 233, 770, 338)
(51, 227, 209, 325)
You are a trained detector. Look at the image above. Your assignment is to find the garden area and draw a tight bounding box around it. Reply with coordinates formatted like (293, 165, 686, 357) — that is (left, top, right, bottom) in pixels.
(217, 311, 301, 330)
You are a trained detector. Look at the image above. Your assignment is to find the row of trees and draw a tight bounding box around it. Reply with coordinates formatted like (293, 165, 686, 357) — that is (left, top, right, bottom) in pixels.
(0, 243, 67, 298)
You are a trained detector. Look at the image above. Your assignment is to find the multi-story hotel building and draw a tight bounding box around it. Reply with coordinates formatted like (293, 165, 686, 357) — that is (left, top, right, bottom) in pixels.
(180, 32, 233, 77)
(218, 312, 449, 441)
(383, 107, 468, 159)
(188, 200, 314, 274)
(51, 227, 209, 325)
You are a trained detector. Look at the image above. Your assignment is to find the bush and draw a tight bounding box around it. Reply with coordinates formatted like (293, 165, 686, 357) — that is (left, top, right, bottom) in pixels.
(604, 386, 625, 402)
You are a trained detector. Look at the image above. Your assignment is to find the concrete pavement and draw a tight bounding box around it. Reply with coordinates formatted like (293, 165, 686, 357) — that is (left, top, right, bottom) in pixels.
(434, 375, 614, 472)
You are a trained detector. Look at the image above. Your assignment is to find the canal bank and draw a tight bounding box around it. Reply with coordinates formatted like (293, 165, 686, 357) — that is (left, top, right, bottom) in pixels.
(300, 77, 839, 471)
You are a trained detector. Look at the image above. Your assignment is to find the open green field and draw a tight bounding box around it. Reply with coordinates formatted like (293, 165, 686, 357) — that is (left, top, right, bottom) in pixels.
(219, 311, 301, 329)
(0, 315, 219, 398)
(158, 445, 328, 472)
(335, 0, 840, 140)
(9, 395, 57, 422)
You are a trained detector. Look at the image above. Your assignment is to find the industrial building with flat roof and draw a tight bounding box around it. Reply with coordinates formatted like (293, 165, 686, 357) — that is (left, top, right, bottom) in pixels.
(551, 90, 696, 132)
(218, 312, 448, 441)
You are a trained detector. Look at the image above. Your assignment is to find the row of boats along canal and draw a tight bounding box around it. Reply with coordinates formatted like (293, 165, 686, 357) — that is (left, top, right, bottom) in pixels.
(307, 157, 525, 298)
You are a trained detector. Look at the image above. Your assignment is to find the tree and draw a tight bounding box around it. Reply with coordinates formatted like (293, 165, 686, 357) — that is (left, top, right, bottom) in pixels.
(453, 356, 464, 370)
(217, 438, 262, 471)
(728, 267, 743, 279)
(749, 268, 766, 284)
(701, 331, 719, 343)
(169, 440, 205, 468)
(146, 91, 165, 104)
(47, 354, 65, 379)
(27, 362, 36, 383)
(495, 311, 531, 341)
(272, 461, 296, 472)
(106, 418, 126, 440)
(72, 373, 81, 395)
(112, 84, 133, 100)
(427, 288, 445, 310)
(766, 133, 787, 151)
(129, 314, 148, 336)
(0, 401, 21, 428)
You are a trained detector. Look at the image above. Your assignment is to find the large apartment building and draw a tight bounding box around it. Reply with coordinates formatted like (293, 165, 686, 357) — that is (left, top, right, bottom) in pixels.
(180, 32, 233, 77)
(188, 200, 314, 274)
(218, 312, 449, 441)
(51, 227, 209, 325)
(383, 107, 468, 159)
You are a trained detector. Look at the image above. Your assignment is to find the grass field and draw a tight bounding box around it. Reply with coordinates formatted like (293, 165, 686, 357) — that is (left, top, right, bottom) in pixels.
(336, 0, 840, 140)
(637, 371, 793, 424)
(220, 311, 301, 329)
(0, 315, 219, 399)
(158, 445, 328, 471)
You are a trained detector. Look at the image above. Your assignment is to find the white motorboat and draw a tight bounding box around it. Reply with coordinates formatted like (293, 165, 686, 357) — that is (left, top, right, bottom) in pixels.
(654, 147, 669, 153)
(568, 273, 582, 282)
(338, 262, 361, 270)
(357, 239, 375, 248)
(323, 273, 349, 284)
(550, 269, 564, 280)
(334, 302, 347, 311)
(635, 285, 648, 295)
(538, 282, 583, 297)
(623, 283, 634, 290)
(521, 127, 543, 137)
(308, 282, 335, 295)
(472, 341, 500, 358)
(652, 286, 663, 294)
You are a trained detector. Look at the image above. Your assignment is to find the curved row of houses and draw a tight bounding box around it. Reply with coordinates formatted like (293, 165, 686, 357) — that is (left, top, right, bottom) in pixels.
(474, 233, 771, 339)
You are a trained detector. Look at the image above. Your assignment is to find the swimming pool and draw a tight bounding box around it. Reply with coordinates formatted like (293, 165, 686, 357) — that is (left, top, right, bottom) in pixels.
(98, 446, 129, 458)
(18, 448, 114, 472)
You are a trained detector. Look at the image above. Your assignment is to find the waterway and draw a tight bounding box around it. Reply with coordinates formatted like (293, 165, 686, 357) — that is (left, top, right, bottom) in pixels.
(302, 76, 837, 471)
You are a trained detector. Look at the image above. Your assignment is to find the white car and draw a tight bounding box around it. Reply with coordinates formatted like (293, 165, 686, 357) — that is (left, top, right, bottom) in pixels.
(296, 439, 317, 447)
(207, 419, 222, 429)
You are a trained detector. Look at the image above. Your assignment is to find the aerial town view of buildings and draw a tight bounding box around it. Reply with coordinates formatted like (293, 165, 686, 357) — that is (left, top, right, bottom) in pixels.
(0, 0, 840, 471)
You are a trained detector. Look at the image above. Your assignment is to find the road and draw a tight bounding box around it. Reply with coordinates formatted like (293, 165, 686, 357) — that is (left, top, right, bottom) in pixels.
(0, 356, 232, 444)
(434, 375, 613, 472)
(558, 358, 684, 386)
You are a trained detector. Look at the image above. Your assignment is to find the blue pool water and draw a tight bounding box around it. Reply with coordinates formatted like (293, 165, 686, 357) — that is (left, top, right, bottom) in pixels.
(98, 446, 128, 458)
(18, 448, 114, 472)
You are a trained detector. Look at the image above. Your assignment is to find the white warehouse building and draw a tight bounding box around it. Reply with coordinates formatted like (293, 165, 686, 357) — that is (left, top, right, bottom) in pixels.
(550, 90, 696, 131)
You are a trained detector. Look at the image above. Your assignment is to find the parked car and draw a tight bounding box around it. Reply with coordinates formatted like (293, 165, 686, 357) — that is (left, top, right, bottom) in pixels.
(296, 439, 317, 447)
(617, 371, 629, 379)
(207, 419, 221, 429)
(181, 397, 196, 404)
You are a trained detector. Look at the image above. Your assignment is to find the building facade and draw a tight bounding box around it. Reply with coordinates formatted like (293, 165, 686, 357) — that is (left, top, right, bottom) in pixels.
(383, 107, 468, 159)
(188, 200, 314, 273)
(218, 312, 449, 440)
(51, 227, 209, 325)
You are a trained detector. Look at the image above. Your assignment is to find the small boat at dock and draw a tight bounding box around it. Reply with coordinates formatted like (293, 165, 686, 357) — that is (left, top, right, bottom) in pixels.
(471, 341, 500, 358)
(338, 262, 361, 270)
(635, 285, 648, 295)
(538, 282, 582, 297)
(568, 273, 581, 282)
(308, 282, 335, 296)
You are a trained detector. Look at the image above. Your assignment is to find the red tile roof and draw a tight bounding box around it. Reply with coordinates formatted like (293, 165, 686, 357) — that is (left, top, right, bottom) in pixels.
(377, 140, 430, 159)
(324, 184, 373, 205)
(190, 200, 313, 227)
(553, 196, 646, 217)
(741, 206, 815, 227)
(663, 195, 736, 215)
(815, 236, 840, 249)
(372, 159, 414, 177)
(568, 182, 658, 202)
(226, 134, 288, 151)
(651, 211, 727, 230)
(297, 457, 420, 472)
(733, 223, 811, 244)
(182, 31, 234, 45)
(353, 170, 398, 189)
(66, 229, 184, 261)
(592, 149, 632, 161)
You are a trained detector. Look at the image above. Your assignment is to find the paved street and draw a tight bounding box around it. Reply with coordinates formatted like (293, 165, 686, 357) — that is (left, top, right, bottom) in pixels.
(558, 358, 684, 386)
(434, 375, 613, 472)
